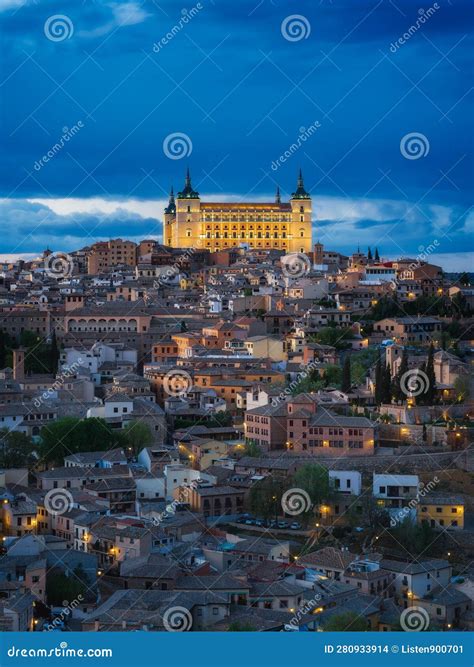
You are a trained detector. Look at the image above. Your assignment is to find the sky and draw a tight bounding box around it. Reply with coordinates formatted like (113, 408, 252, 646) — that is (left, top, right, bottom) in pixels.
(0, 0, 472, 270)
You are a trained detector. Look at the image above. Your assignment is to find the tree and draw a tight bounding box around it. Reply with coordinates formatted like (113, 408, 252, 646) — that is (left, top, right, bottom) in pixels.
(341, 356, 351, 393)
(391, 518, 436, 555)
(422, 423, 427, 442)
(248, 476, 282, 520)
(392, 348, 408, 403)
(374, 356, 382, 405)
(313, 325, 353, 350)
(0, 429, 36, 469)
(454, 375, 470, 402)
(367, 247, 373, 261)
(292, 463, 330, 506)
(122, 420, 153, 457)
(39, 417, 124, 464)
(323, 611, 368, 632)
(50, 330, 60, 374)
(243, 440, 262, 458)
(374, 247, 380, 261)
(423, 343, 436, 405)
(323, 364, 343, 388)
(46, 565, 88, 607)
(381, 364, 392, 404)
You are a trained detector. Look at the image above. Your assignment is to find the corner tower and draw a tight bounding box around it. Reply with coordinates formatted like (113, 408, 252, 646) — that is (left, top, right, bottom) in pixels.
(163, 186, 176, 246)
(289, 169, 312, 253)
(175, 169, 201, 249)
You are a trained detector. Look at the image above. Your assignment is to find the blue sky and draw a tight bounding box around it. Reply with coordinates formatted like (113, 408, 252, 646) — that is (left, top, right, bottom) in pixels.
(0, 0, 472, 269)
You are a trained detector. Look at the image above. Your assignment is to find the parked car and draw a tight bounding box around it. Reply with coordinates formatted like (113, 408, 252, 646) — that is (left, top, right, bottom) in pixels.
(290, 522, 301, 530)
(245, 518, 255, 525)
(255, 519, 265, 527)
(277, 521, 288, 529)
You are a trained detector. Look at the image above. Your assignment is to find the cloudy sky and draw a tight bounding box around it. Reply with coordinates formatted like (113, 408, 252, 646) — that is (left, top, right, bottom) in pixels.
(0, 0, 472, 269)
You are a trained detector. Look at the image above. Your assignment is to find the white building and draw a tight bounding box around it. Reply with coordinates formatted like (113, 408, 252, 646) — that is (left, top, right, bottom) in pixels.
(329, 471, 361, 495)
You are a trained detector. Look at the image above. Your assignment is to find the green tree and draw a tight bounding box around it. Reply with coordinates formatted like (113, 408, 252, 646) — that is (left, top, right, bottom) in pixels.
(374, 356, 382, 405)
(46, 566, 88, 607)
(341, 356, 351, 393)
(392, 348, 408, 403)
(381, 364, 392, 404)
(424, 343, 436, 405)
(367, 247, 373, 261)
(454, 375, 470, 402)
(40, 417, 123, 464)
(374, 247, 380, 261)
(323, 364, 343, 388)
(243, 440, 262, 458)
(391, 518, 436, 555)
(248, 476, 282, 520)
(292, 463, 330, 506)
(0, 429, 36, 469)
(50, 330, 60, 374)
(313, 326, 353, 350)
(122, 420, 153, 457)
(323, 611, 368, 632)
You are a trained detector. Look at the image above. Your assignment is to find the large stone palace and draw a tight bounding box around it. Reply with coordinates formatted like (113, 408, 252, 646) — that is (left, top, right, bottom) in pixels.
(163, 169, 313, 253)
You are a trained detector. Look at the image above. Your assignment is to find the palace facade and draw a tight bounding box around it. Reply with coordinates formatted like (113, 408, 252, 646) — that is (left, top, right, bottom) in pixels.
(163, 170, 312, 253)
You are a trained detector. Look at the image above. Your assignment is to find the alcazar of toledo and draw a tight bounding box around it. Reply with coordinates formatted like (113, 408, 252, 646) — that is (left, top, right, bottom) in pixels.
(164, 169, 313, 254)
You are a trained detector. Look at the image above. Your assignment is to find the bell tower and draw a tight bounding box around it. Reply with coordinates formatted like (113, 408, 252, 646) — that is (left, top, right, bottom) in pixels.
(163, 187, 176, 246)
(289, 169, 312, 253)
(175, 169, 201, 249)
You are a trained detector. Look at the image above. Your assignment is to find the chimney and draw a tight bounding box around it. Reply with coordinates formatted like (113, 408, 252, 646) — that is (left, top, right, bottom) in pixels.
(13, 348, 26, 381)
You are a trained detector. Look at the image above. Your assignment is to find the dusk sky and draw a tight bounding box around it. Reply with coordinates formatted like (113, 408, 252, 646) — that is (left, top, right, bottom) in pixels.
(0, 0, 472, 269)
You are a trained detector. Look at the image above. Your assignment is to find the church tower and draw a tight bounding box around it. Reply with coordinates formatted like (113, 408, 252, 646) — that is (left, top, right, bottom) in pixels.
(175, 169, 201, 249)
(289, 169, 312, 253)
(163, 186, 176, 246)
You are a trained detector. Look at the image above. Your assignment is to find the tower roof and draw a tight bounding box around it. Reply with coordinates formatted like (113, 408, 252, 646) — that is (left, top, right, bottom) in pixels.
(176, 168, 200, 199)
(164, 186, 176, 214)
(291, 169, 310, 200)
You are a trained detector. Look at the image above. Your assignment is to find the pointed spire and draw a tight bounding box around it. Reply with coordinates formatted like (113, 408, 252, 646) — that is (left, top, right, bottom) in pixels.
(291, 168, 310, 199)
(275, 186, 281, 205)
(177, 168, 199, 199)
(164, 185, 176, 214)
